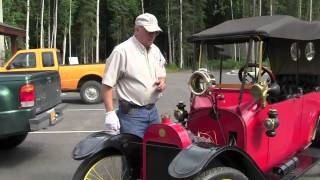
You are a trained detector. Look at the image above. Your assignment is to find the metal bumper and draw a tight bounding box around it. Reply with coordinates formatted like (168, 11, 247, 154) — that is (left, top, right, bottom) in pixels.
(29, 103, 67, 131)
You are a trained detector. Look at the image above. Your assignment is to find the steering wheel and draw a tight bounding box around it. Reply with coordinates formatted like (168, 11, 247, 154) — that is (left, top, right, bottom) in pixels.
(238, 63, 275, 85)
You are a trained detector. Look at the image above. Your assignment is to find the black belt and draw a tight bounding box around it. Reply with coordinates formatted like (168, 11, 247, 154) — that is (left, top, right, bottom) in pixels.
(130, 103, 155, 110)
(119, 100, 155, 110)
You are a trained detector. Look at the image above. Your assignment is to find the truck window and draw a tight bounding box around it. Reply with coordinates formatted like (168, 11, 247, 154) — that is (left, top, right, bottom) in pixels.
(10, 53, 36, 69)
(42, 52, 54, 67)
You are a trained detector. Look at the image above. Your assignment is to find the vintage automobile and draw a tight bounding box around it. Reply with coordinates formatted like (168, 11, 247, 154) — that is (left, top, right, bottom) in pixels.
(72, 15, 320, 180)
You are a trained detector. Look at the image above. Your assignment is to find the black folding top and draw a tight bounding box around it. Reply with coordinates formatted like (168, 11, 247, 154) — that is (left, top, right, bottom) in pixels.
(189, 15, 320, 43)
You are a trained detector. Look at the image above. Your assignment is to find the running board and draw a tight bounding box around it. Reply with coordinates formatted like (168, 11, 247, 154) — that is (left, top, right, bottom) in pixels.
(266, 147, 320, 180)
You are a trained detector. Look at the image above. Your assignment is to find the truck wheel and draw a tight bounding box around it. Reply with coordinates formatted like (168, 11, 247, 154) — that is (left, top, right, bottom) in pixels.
(0, 133, 28, 149)
(80, 81, 102, 104)
(73, 152, 133, 180)
(194, 167, 248, 180)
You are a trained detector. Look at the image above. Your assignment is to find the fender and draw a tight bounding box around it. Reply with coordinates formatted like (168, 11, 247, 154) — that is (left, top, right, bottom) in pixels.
(168, 144, 265, 179)
(72, 131, 142, 160)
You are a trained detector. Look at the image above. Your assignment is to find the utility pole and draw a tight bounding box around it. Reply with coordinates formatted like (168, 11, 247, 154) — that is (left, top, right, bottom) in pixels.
(40, 0, 44, 48)
(230, 0, 237, 62)
(179, 0, 183, 68)
(26, 0, 30, 49)
(0, 0, 4, 66)
(270, 0, 273, 16)
(96, 0, 100, 63)
(259, 0, 261, 16)
(298, 0, 302, 18)
(167, 0, 172, 64)
(141, 0, 144, 13)
(309, 0, 313, 21)
(69, 0, 72, 57)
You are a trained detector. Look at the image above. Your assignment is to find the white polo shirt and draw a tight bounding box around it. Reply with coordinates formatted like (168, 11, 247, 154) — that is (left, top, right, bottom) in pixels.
(102, 36, 166, 106)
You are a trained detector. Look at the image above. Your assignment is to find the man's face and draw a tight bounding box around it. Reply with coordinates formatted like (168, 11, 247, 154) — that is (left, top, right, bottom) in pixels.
(135, 26, 159, 49)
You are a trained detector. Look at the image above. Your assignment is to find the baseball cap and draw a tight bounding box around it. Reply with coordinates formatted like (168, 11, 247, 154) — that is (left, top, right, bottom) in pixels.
(135, 13, 162, 32)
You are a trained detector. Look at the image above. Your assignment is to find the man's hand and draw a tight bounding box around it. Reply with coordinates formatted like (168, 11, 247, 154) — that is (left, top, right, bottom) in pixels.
(155, 77, 166, 92)
(104, 110, 120, 135)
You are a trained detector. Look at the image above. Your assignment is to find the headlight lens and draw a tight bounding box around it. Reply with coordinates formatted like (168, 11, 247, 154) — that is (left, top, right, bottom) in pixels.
(188, 68, 215, 96)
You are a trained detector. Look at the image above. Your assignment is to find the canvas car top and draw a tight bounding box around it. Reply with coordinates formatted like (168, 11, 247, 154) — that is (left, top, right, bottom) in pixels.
(188, 15, 320, 43)
(188, 15, 320, 76)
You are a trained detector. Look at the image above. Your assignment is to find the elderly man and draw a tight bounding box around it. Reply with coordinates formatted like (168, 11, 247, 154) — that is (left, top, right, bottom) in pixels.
(102, 13, 166, 138)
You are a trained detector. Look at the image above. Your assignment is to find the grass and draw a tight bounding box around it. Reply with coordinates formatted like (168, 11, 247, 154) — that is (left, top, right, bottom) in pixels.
(165, 59, 245, 72)
(208, 58, 270, 70)
(165, 63, 183, 73)
(207, 58, 245, 70)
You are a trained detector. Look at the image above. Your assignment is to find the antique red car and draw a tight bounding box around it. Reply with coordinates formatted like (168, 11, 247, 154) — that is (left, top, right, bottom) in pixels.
(72, 15, 320, 180)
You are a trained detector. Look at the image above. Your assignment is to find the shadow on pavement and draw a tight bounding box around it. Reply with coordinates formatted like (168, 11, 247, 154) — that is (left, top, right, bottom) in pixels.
(0, 141, 41, 168)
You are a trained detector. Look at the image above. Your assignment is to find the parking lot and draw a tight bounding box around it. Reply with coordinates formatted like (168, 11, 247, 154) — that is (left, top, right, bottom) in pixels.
(0, 71, 319, 180)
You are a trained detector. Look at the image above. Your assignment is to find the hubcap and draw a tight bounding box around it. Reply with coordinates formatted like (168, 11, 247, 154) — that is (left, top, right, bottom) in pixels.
(85, 87, 98, 101)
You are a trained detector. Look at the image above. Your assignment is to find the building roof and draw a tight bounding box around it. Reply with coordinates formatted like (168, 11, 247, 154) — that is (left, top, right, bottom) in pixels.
(0, 22, 25, 37)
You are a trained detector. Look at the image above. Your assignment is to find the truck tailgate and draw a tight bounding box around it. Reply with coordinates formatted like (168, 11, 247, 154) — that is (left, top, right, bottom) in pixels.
(32, 71, 62, 113)
(0, 71, 61, 114)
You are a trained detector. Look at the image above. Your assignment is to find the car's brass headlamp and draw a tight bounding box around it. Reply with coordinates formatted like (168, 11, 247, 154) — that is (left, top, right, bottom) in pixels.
(188, 68, 216, 96)
(250, 81, 269, 107)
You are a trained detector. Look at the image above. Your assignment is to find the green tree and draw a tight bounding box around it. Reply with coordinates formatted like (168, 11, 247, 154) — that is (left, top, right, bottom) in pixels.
(74, 0, 96, 63)
(106, 0, 140, 44)
(145, 0, 206, 68)
(3, 0, 26, 54)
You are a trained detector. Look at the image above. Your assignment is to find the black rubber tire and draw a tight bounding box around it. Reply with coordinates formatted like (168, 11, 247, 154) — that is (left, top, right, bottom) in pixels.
(0, 133, 28, 150)
(80, 81, 102, 104)
(73, 152, 132, 180)
(194, 167, 248, 180)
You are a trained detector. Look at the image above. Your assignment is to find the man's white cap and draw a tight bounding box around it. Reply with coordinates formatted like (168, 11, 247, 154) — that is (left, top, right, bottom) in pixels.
(135, 13, 162, 32)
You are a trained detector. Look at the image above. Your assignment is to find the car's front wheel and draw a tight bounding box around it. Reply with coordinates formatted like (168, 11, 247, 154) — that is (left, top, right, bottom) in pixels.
(73, 152, 133, 180)
(194, 167, 248, 180)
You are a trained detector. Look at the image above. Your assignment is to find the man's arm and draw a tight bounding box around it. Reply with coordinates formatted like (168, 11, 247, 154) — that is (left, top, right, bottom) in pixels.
(102, 84, 120, 134)
(102, 84, 114, 112)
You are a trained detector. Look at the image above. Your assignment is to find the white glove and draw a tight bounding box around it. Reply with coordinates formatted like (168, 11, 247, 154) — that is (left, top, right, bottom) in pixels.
(104, 110, 120, 135)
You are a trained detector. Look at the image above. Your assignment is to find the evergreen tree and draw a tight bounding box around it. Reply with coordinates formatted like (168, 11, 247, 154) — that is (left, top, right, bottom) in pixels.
(74, 0, 96, 63)
(106, 0, 140, 44)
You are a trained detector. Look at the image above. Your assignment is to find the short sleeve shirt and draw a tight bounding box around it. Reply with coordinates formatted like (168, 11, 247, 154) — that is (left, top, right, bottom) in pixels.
(102, 36, 166, 106)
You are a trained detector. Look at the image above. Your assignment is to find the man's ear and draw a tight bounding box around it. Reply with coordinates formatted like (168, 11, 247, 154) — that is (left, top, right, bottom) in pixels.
(134, 26, 140, 34)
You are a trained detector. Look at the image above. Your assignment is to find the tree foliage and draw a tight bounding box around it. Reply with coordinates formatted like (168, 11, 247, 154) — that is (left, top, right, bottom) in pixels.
(107, 0, 140, 44)
(2, 0, 320, 66)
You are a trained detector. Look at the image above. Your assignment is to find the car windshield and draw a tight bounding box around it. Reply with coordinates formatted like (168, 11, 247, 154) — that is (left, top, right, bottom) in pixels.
(196, 42, 272, 85)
